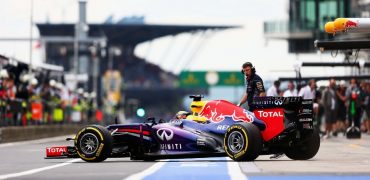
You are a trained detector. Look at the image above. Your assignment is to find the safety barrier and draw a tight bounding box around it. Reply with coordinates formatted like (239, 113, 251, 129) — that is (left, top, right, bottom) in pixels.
(0, 124, 84, 143)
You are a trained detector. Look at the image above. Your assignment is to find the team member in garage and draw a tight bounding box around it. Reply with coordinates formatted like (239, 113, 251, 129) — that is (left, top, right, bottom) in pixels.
(237, 62, 266, 110)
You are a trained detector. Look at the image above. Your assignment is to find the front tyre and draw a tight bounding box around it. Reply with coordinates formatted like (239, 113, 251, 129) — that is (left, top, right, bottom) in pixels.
(285, 128, 320, 160)
(224, 123, 262, 161)
(75, 125, 113, 162)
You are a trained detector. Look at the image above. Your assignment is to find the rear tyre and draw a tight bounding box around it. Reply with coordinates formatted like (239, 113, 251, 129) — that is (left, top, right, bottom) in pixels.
(224, 123, 262, 161)
(75, 125, 113, 162)
(285, 128, 320, 160)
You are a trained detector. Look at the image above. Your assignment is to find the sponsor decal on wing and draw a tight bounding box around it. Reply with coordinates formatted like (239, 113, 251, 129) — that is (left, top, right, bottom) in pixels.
(46, 146, 68, 157)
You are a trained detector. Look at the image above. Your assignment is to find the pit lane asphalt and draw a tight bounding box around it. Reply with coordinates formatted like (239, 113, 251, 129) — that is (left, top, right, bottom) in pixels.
(0, 134, 369, 179)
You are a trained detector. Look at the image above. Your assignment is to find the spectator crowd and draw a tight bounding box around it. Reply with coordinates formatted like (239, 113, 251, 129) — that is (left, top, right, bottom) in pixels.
(0, 68, 101, 127)
(267, 78, 370, 138)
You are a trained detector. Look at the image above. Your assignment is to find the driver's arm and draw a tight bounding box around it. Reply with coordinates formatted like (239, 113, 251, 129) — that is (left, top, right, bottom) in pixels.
(237, 92, 248, 107)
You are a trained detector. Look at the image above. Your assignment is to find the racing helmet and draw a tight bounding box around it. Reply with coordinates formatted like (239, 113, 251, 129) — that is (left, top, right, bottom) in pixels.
(176, 111, 191, 119)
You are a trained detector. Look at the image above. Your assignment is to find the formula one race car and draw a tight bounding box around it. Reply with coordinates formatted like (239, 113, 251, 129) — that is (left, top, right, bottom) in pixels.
(45, 95, 320, 162)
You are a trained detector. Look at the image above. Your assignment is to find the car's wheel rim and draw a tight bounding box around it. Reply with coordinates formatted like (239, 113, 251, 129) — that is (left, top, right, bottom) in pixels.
(80, 133, 99, 155)
(228, 131, 245, 153)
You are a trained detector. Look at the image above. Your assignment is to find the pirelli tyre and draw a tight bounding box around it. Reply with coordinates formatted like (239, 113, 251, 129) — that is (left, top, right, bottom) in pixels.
(285, 128, 320, 160)
(224, 123, 262, 161)
(75, 125, 113, 162)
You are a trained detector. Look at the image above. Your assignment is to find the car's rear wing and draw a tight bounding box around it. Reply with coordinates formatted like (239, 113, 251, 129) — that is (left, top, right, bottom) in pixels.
(298, 99, 314, 131)
(251, 96, 303, 109)
(252, 96, 314, 131)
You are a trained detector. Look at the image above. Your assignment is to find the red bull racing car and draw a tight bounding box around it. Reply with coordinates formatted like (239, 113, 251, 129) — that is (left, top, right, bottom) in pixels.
(45, 95, 320, 162)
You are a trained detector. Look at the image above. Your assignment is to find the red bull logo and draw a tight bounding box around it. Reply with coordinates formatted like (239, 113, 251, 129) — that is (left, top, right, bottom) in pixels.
(199, 100, 253, 123)
(345, 20, 358, 28)
(331, 18, 360, 33)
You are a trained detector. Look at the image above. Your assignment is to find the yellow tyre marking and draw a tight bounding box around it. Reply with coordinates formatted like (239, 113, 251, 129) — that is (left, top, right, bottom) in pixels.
(86, 127, 104, 141)
(74, 130, 83, 144)
(241, 128, 249, 151)
(234, 128, 249, 159)
(96, 143, 104, 157)
(224, 134, 232, 158)
(75, 126, 105, 161)
(77, 151, 97, 161)
(224, 125, 249, 160)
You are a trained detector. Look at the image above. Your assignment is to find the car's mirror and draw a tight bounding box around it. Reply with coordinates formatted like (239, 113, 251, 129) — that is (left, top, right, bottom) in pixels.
(146, 117, 157, 125)
(158, 119, 165, 123)
(189, 95, 204, 101)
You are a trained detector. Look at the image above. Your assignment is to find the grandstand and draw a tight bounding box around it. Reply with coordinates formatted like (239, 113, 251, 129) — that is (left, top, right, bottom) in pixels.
(36, 19, 236, 119)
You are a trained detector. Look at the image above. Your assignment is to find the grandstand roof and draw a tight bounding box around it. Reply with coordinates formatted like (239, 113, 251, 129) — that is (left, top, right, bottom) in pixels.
(37, 23, 237, 45)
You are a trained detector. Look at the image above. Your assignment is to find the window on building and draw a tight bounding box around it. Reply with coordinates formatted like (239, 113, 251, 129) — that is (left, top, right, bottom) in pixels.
(319, 0, 338, 31)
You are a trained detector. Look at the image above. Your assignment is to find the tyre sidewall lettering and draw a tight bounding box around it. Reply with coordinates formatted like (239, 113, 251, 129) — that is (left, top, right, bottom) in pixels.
(76, 127, 104, 160)
(86, 127, 104, 141)
(96, 143, 104, 157)
(77, 151, 96, 161)
(74, 129, 84, 145)
(233, 128, 248, 159)
(225, 125, 249, 160)
(227, 125, 242, 133)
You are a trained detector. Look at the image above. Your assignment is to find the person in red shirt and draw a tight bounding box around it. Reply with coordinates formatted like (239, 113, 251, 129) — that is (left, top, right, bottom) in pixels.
(0, 69, 9, 99)
(4, 73, 16, 100)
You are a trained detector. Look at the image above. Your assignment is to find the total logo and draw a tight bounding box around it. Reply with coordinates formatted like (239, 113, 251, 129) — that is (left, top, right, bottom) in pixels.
(46, 146, 67, 157)
(157, 128, 174, 141)
(256, 110, 284, 118)
(46, 147, 66, 153)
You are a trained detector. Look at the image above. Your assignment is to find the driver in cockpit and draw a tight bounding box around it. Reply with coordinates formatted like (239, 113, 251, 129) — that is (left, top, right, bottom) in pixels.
(175, 111, 191, 119)
(175, 110, 208, 124)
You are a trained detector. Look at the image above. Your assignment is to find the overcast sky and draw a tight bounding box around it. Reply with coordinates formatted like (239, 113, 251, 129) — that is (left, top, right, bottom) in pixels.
(0, 0, 347, 81)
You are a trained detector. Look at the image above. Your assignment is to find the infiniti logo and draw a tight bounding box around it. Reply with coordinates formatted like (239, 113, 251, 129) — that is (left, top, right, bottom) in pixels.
(274, 99, 283, 105)
(157, 128, 174, 141)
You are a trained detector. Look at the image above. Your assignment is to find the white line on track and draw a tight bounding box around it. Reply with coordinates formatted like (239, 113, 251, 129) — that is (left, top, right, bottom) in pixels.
(124, 161, 167, 180)
(124, 157, 254, 180)
(0, 159, 80, 180)
(227, 158, 248, 180)
(238, 161, 261, 173)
